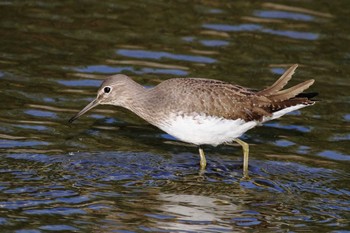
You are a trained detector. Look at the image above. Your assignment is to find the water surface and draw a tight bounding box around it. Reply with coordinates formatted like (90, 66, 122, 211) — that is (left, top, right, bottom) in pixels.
(0, 0, 349, 232)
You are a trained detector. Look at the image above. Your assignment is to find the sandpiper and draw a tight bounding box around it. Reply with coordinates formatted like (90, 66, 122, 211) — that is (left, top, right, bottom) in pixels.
(69, 64, 316, 177)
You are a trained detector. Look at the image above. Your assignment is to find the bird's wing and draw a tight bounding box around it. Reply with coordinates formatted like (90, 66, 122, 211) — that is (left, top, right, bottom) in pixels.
(152, 78, 272, 121)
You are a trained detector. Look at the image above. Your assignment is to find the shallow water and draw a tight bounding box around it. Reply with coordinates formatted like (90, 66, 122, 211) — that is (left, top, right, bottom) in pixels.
(0, 0, 349, 232)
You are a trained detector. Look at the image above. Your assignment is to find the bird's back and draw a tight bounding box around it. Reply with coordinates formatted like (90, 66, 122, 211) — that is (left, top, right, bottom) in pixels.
(147, 65, 315, 122)
(149, 77, 271, 121)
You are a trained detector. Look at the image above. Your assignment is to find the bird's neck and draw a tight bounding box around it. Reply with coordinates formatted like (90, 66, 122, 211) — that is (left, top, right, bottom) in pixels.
(116, 79, 153, 119)
(120, 80, 169, 127)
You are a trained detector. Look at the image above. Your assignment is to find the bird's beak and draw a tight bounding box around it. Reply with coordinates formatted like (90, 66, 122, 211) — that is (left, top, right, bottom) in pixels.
(68, 98, 100, 123)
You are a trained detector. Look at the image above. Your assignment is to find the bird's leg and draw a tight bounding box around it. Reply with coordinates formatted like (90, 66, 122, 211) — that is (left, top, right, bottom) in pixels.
(234, 138, 249, 178)
(198, 146, 207, 170)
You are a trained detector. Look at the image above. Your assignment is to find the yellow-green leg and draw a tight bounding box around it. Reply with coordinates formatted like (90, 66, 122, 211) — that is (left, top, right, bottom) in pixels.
(234, 138, 249, 178)
(198, 146, 207, 170)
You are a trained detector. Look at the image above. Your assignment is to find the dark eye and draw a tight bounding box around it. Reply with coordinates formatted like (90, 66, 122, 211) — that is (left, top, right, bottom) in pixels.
(104, 86, 111, 93)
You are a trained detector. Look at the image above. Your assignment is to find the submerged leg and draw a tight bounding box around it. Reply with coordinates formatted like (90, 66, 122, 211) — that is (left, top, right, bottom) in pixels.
(234, 138, 249, 177)
(198, 146, 207, 170)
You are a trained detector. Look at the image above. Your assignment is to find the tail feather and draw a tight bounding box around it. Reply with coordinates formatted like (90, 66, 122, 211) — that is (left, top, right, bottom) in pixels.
(255, 64, 317, 121)
(269, 79, 315, 102)
(258, 64, 298, 96)
(270, 97, 314, 112)
(263, 96, 316, 122)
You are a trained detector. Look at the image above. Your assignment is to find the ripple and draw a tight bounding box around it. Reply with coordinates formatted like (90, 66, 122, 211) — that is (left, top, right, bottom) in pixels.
(330, 134, 350, 141)
(24, 207, 86, 216)
(3, 186, 38, 194)
(34, 190, 78, 199)
(16, 124, 48, 131)
(208, 8, 224, 14)
(203, 23, 262, 32)
(261, 2, 333, 18)
(318, 150, 350, 161)
(0, 197, 54, 210)
(231, 217, 262, 226)
(182, 36, 229, 47)
(6, 153, 50, 162)
(72, 64, 189, 76)
(0, 218, 8, 225)
(265, 122, 312, 132)
(263, 28, 319, 40)
(0, 140, 49, 148)
(240, 178, 286, 193)
(140, 67, 188, 76)
(271, 67, 288, 75)
(90, 114, 105, 120)
(56, 195, 90, 204)
(117, 49, 217, 63)
(343, 114, 350, 121)
(297, 145, 311, 154)
(38, 225, 79, 231)
(74, 65, 133, 74)
(200, 39, 229, 47)
(15, 230, 41, 233)
(275, 139, 296, 147)
(202, 23, 319, 40)
(57, 79, 101, 87)
(254, 10, 315, 21)
(24, 109, 57, 118)
(43, 97, 55, 103)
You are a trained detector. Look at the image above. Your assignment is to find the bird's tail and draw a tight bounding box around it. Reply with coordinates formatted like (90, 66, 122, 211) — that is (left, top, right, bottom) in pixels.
(258, 64, 299, 96)
(257, 64, 317, 114)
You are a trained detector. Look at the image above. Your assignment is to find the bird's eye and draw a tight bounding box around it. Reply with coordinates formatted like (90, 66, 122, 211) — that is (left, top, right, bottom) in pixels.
(104, 86, 111, 93)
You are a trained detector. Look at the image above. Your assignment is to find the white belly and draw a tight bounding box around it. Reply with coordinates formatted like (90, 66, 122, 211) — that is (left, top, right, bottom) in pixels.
(155, 104, 310, 146)
(156, 113, 258, 146)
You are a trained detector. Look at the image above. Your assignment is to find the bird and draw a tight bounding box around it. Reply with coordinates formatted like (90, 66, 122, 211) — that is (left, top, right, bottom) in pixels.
(69, 64, 316, 177)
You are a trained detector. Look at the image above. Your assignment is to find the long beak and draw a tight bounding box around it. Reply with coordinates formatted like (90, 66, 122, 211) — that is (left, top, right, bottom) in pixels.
(68, 98, 100, 123)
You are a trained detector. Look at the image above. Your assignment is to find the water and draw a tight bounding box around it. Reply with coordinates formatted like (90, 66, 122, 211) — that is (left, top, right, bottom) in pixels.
(0, 0, 349, 232)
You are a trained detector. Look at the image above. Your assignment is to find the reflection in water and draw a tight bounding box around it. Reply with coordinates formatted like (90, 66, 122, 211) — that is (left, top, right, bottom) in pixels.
(0, 0, 349, 232)
(156, 194, 238, 231)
